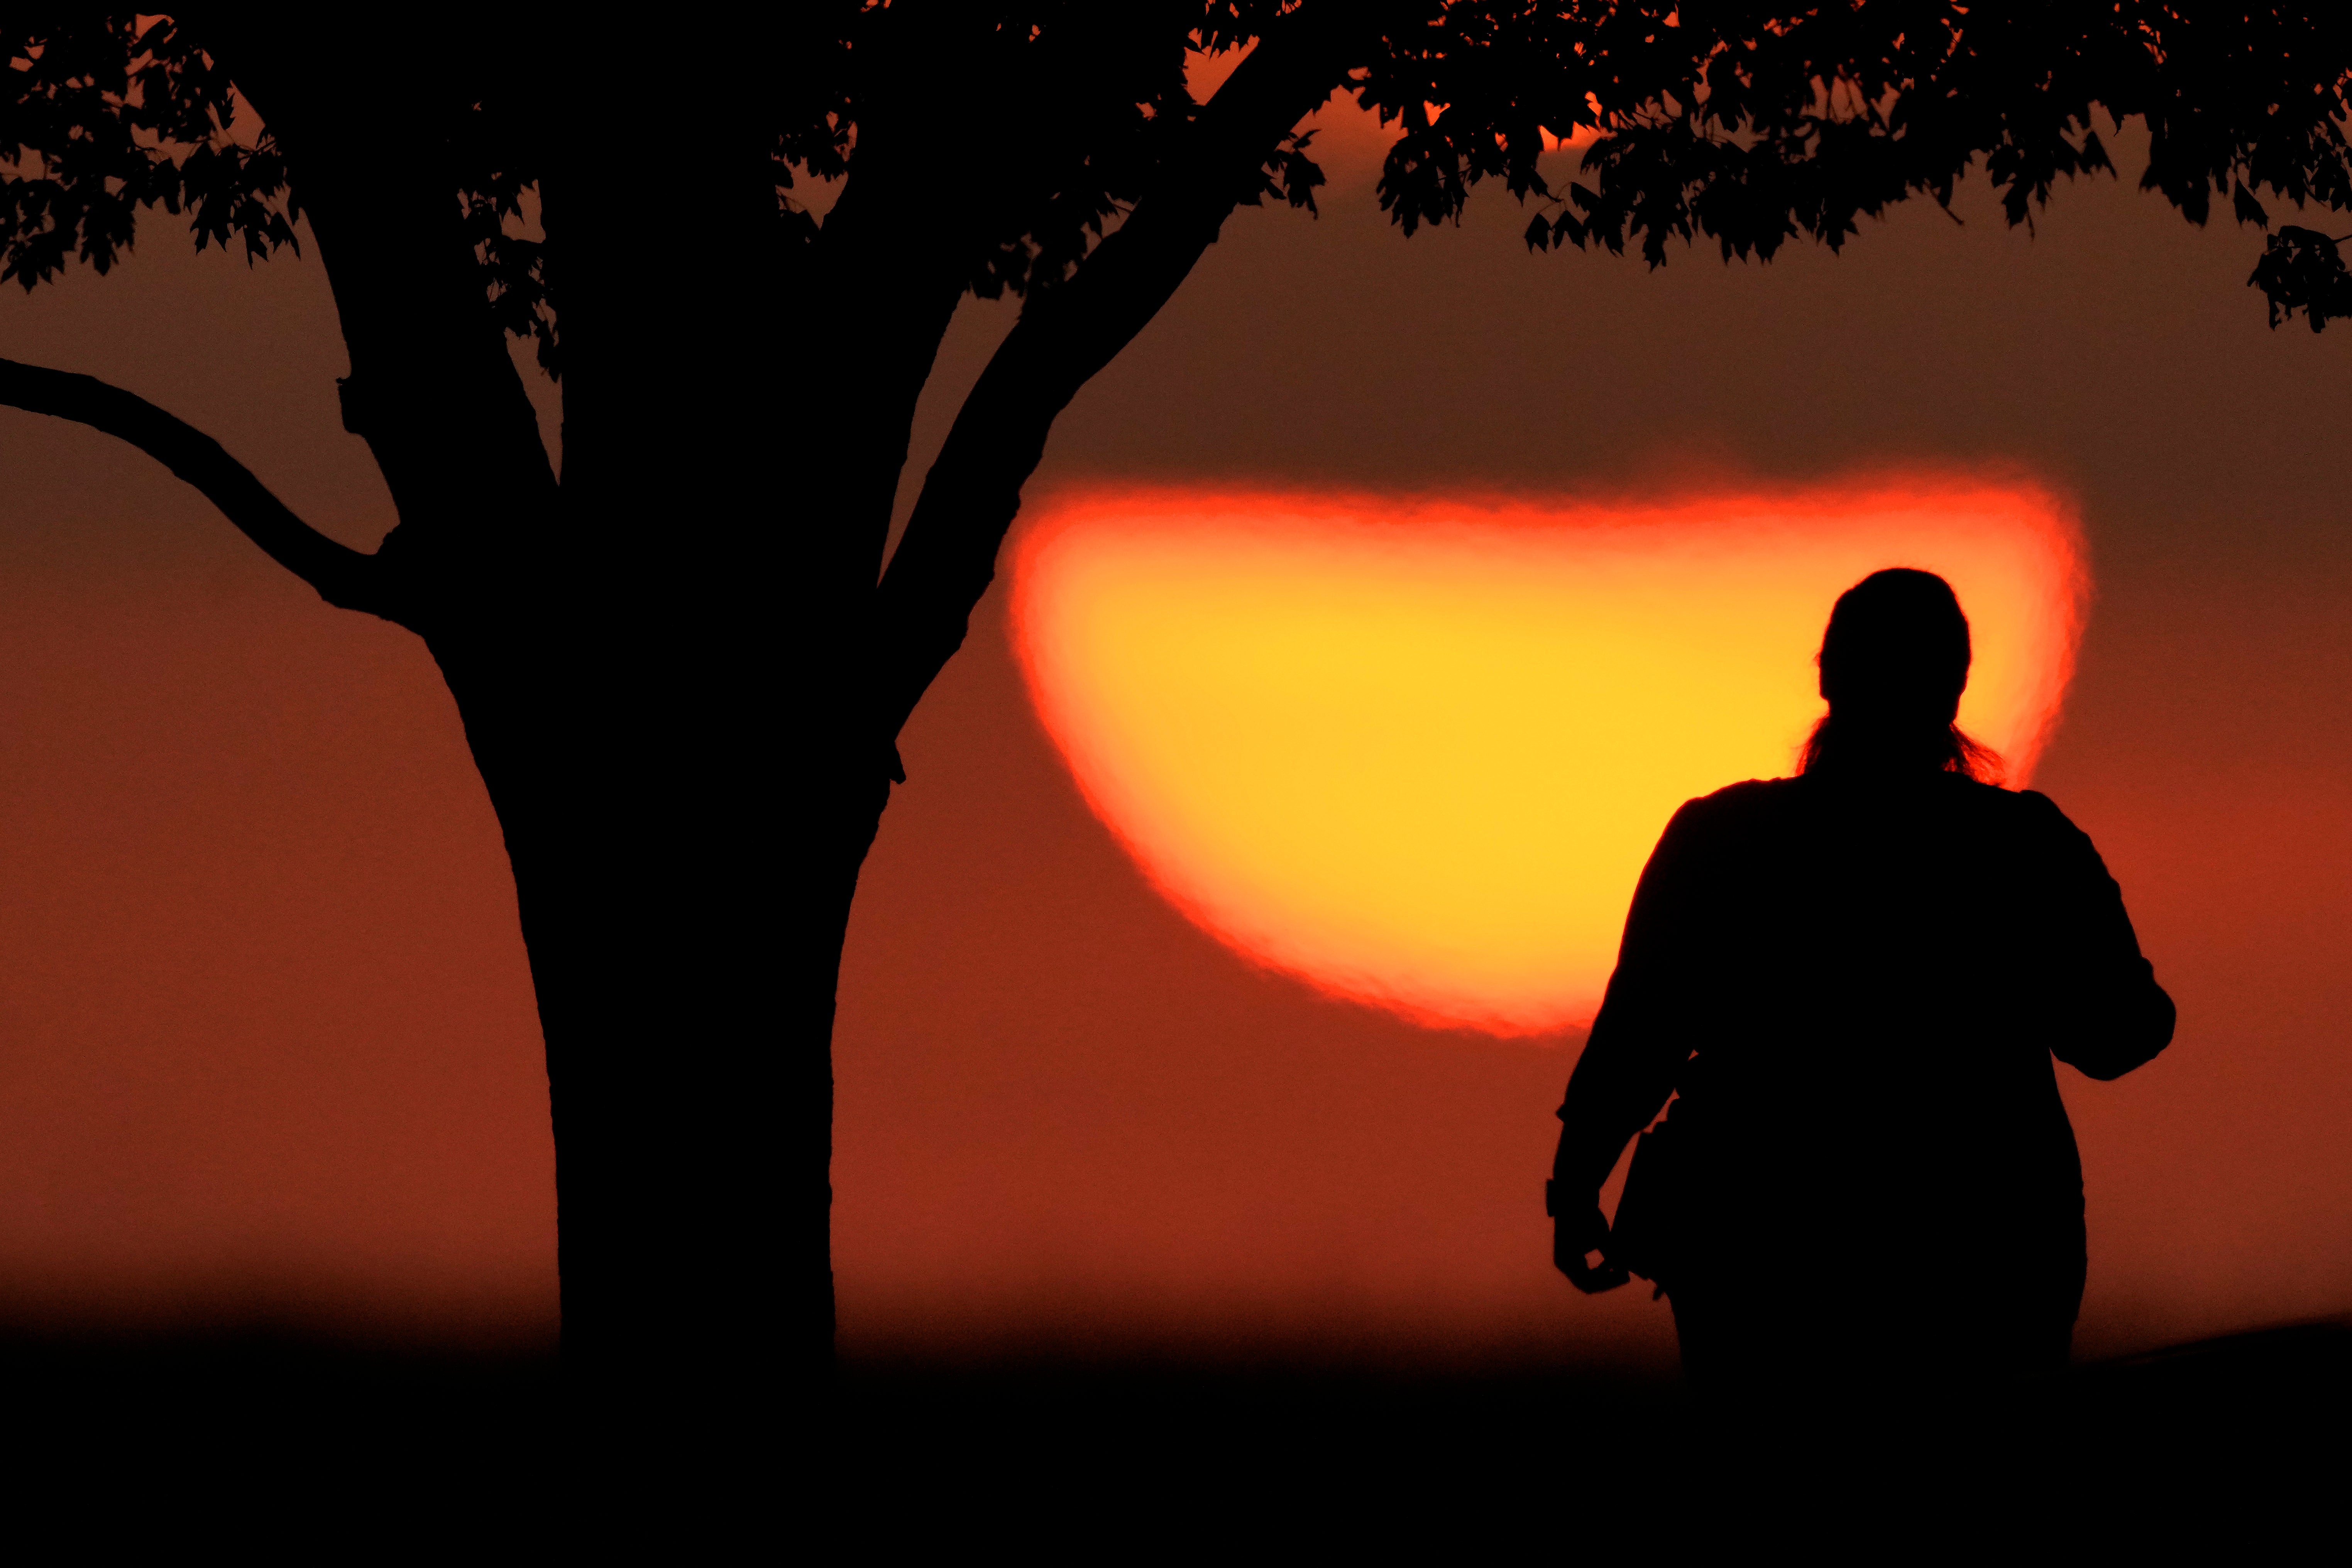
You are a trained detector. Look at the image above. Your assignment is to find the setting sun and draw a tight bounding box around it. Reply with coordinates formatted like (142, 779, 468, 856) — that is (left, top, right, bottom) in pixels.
(1009, 481, 2087, 1037)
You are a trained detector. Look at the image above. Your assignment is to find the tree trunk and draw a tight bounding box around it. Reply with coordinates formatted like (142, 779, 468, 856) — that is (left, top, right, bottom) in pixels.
(155, 11, 1353, 1411)
(526, 43, 816, 1411)
(219, 15, 813, 1415)
(430, 622, 787, 1395)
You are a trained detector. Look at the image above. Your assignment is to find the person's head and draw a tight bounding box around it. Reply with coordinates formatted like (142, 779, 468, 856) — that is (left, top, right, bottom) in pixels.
(1799, 568, 2002, 781)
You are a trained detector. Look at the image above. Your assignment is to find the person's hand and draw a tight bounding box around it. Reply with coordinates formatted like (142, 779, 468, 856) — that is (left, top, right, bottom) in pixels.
(1551, 1197, 1629, 1294)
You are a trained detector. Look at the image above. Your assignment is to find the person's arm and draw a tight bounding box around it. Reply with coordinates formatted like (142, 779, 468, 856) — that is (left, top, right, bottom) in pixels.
(1550, 800, 1712, 1292)
(2021, 792, 2177, 1081)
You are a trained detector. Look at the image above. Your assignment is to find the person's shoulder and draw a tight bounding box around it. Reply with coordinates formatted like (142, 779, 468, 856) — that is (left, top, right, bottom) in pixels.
(1688, 775, 1799, 810)
(1642, 778, 1793, 870)
(2013, 784, 2098, 836)
(1667, 776, 1803, 832)
(1958, 779, 2095, 842)
(1980, 780, 2074, 821)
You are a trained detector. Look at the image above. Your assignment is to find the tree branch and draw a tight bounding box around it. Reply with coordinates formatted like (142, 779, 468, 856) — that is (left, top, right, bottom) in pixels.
(792, 148, 976, 600)
(869, 15, 1363, 747)
(0, 356, 400, 621)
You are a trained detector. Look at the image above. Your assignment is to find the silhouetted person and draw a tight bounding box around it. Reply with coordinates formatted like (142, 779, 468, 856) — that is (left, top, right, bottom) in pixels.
(1550, 569, 2174, 1399)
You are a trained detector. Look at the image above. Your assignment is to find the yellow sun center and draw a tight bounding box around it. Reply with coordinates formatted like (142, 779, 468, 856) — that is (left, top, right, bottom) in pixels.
(1010, 480, 2085, 1035)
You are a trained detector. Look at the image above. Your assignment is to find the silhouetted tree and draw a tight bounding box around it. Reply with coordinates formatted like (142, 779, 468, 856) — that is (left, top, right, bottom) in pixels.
(2, 7, 2346, 1402)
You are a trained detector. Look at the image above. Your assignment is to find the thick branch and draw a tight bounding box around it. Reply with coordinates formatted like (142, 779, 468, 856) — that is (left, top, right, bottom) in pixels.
(793, 152, 975, 600)
(870, 17, 1359, 743)
(792, 17, 1045, 601)
(0, 356, 399, 621)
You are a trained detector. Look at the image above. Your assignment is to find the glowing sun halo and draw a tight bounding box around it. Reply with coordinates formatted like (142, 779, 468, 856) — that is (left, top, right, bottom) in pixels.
(1009, 481, 2087, 1037)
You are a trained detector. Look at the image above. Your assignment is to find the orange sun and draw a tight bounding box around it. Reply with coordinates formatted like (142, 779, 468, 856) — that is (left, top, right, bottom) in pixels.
(1009, 479, 2086, 1037)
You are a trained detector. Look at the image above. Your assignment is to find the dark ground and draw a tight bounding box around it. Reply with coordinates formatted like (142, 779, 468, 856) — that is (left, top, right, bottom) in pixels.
(836, 1322, 2352, 1550)
(0, 1330, 563, 1546)
(0, 1321, 2338, 1547)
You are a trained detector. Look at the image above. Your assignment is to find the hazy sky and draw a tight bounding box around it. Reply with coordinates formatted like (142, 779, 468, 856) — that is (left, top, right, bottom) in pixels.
(0, 101, 2347, 1363)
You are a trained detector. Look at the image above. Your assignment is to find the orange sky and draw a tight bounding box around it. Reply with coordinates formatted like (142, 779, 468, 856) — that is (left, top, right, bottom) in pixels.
(0, 115, 2348, 1368)
(0, 205, 554, 1347)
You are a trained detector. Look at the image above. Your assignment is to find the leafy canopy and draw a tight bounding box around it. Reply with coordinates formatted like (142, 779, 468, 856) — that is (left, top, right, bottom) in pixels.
(7, 3, 2351, 363)
(0, 13, 293, 286)
(2, 11, 552, 364)
(1367, 5, 2351, 332)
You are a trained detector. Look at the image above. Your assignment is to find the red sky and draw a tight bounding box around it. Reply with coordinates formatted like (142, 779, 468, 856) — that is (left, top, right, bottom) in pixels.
(0, 227, 552, 1346)
(2, 113, 2349, 1366)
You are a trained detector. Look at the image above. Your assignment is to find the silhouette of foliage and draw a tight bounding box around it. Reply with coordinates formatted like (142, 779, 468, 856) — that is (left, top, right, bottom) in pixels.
(1, 13, 567, 365)
(15, 10, 2344, 364)
(1388, 5, 2352, 289)
(455, 165, 553, 376)
(2250, 225, 2352, 332)
(780, 4, 1325, 306)
(0, 13, 297, 288)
